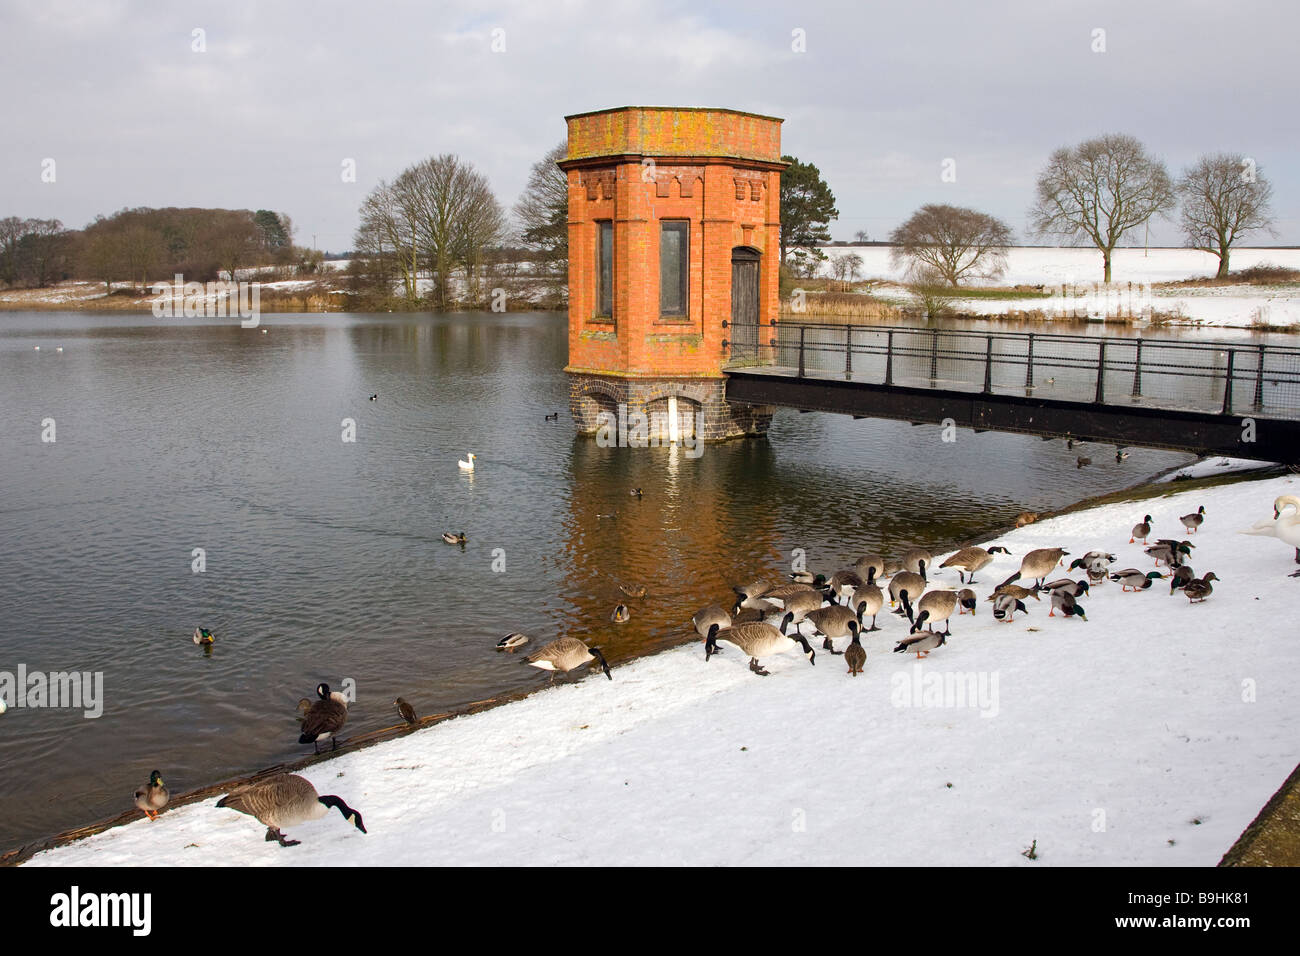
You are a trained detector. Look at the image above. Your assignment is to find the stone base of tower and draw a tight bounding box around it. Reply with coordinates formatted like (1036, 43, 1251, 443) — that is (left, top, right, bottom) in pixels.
(567, 372, 773, 442)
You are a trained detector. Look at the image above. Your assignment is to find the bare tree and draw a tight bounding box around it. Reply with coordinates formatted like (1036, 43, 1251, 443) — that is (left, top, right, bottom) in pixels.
(513, 142, 568, 281)
(23, 219, 68, 287)
(1030, 133, 1174, 283)
(0, 216, 26, 287)
(853, 229, 870, 243)
(890, 204, 1012, 287)
(355, 180, 419, 302)
(1177, 153, 1274, 279)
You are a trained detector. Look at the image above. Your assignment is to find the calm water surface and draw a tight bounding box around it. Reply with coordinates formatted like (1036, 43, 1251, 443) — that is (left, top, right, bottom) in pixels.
(0, 309, 1227, 851)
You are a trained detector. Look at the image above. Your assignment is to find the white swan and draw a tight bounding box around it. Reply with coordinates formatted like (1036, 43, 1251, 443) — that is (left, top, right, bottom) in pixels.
(1240, 494, 1300, 573)
(458, 452, 476, 472)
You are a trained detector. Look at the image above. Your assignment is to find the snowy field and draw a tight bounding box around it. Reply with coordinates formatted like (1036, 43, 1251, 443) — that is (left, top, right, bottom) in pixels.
(27, 473, 1300, 867)
(817, 246, 1300, 328)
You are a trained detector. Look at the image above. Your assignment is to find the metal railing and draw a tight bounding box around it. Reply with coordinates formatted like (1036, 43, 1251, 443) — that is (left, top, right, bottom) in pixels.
(724, 322, 1300, 420)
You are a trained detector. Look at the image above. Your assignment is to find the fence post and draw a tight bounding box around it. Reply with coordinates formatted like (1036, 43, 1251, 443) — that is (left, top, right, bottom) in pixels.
(983, 335, 994, 394)
(1131, 337, 1143, 397)
(1025, 333, 1035, 389)
(929, 328, 939, 384)
(1222, 348, 1236, 415)
(884, 330, 894, 386)
(1254, 344, 1266, 410)
(798, 325, 806, 378)
(844, 326, 853, 380)
(1095, 340, 1107, 404)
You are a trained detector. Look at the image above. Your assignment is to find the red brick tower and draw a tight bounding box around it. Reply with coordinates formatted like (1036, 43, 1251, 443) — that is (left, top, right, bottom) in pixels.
(559, 106, 785, 441)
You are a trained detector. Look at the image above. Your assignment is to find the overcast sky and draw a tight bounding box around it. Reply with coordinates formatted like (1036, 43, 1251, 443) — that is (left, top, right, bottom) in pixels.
(2, 0, 1296, 252)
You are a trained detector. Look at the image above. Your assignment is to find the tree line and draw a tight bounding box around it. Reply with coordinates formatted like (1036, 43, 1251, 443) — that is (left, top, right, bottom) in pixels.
(0, 207, 311, 291)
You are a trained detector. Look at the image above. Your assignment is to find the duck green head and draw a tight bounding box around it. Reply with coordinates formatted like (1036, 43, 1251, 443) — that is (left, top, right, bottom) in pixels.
(150, 770, 164, 787)
(1146, 571, 1164, 580)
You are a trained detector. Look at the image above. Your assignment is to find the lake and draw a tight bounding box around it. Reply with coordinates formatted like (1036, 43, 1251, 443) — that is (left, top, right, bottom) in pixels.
(0, 309, 1214, 852)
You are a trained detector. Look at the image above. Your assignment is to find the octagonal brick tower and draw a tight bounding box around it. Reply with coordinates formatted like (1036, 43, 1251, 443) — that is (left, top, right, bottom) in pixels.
(559, 106, 786, 442)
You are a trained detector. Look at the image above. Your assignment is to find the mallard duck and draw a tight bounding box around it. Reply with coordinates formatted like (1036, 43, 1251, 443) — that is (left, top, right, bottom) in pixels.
(629, 487, 643, 498)
(1182, 571, 1218, 603)
(1130, 514, 1153, 544)
(851, 584, 884, 630)
(394, 697, 417, 724)
(619, 583, 647, 599)
(1240, 495, 1300, 571)
(940, 545, 1011, 584)
(368, 393, 377, 401)
(610, 604, 630, 623)
(1110, 569, 1164, 591)
(1049, 589, 1087, 620)
(217, 773, 366, 847)
(789, 570, 827, 586)
(192, 627, 214, 645)
(298, 683, 348, 753)
(1116, 449, 1130, 462)
(1180, 505, 1206, 533)
(526, 638, 612, 681)
(1145, 541, 1192, 567)
(910, 589, 959, 636)
(496, 632, 530, 652)
(705, 618, 813, 676)
(544, 412, 559, 422)
(442, 532, 466, 545)
(458, 453, 476, 472)
(1076, 456, 1091, 468)
(844, 624, 866, 677)
(957, 588, 977, 615)
(134, 770, 168, 821)
(893, 630, 946, 659)
(1168, 565, 1195, 594)
(1043, 578, 1089, 597)
(992, 593, 1028, 622)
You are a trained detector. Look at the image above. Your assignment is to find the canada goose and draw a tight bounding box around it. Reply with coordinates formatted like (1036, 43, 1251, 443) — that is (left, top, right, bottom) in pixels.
(731, 607, 767, 625)
(629, 487, 643, 498)
(1043, 578, 1089, 597)
(1130, 515, 1153, 544)
(826, 569, 865, 603)
(295, 698, 313, 723)
(1007, 548, 1070, 587)
(799, 604, 861, 654)
(991, 593, 1029, 622)
(732, 580, 773, 602)
(298, 683, 348, 753)
(844, 624, 866, 676)
(458, 453, 476, 472)
(217, 773, 366, 847)
(893, 630, 946, 659)
(853, 554, 885, 584)
(939, 545, 1011, 584)
(1110, 569, 1164, 591)
(705, 618, 813, 676)
(394, 697, 417, 724)
(611, 604, 630, 623)
(957, 588, 977, 615)
(910, 589, 959, 636)
(763, 582, 817, 601)
(779, 589, 825, 623)
(527, 638, 612, 681)
(1049, 589, 1087, 620)
(192, 627, 214, 645)
(1182, 571, 1218, 603)
(496, 632, 530, 652)
(1168, 565, 1195, 594)
(1240, 495, 1300, 569)
(619, 583, 647, 599)
(1076, 456, 1091, 469)
(442, 532, 467, 546)
(850, 583, 884, 631)
(134, 770, 168, 821)
(900, 548, 932, 579)
(1180, 505, 1206, 533)
(888, 571, 927, 618)
(692, 605, 731, 641)
(732, 594, 779, 615)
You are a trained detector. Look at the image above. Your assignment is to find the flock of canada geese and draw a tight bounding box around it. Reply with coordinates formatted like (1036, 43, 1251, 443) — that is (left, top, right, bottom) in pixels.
(126, 492, 1299, 847)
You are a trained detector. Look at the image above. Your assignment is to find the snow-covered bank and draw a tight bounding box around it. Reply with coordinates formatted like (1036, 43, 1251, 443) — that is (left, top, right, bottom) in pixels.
(27, 474, 1300, 867)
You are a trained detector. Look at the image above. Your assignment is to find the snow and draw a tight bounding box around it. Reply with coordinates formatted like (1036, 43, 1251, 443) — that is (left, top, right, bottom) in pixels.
(25, 474, 1300, 867)
(1154, 457, 1278, 483)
